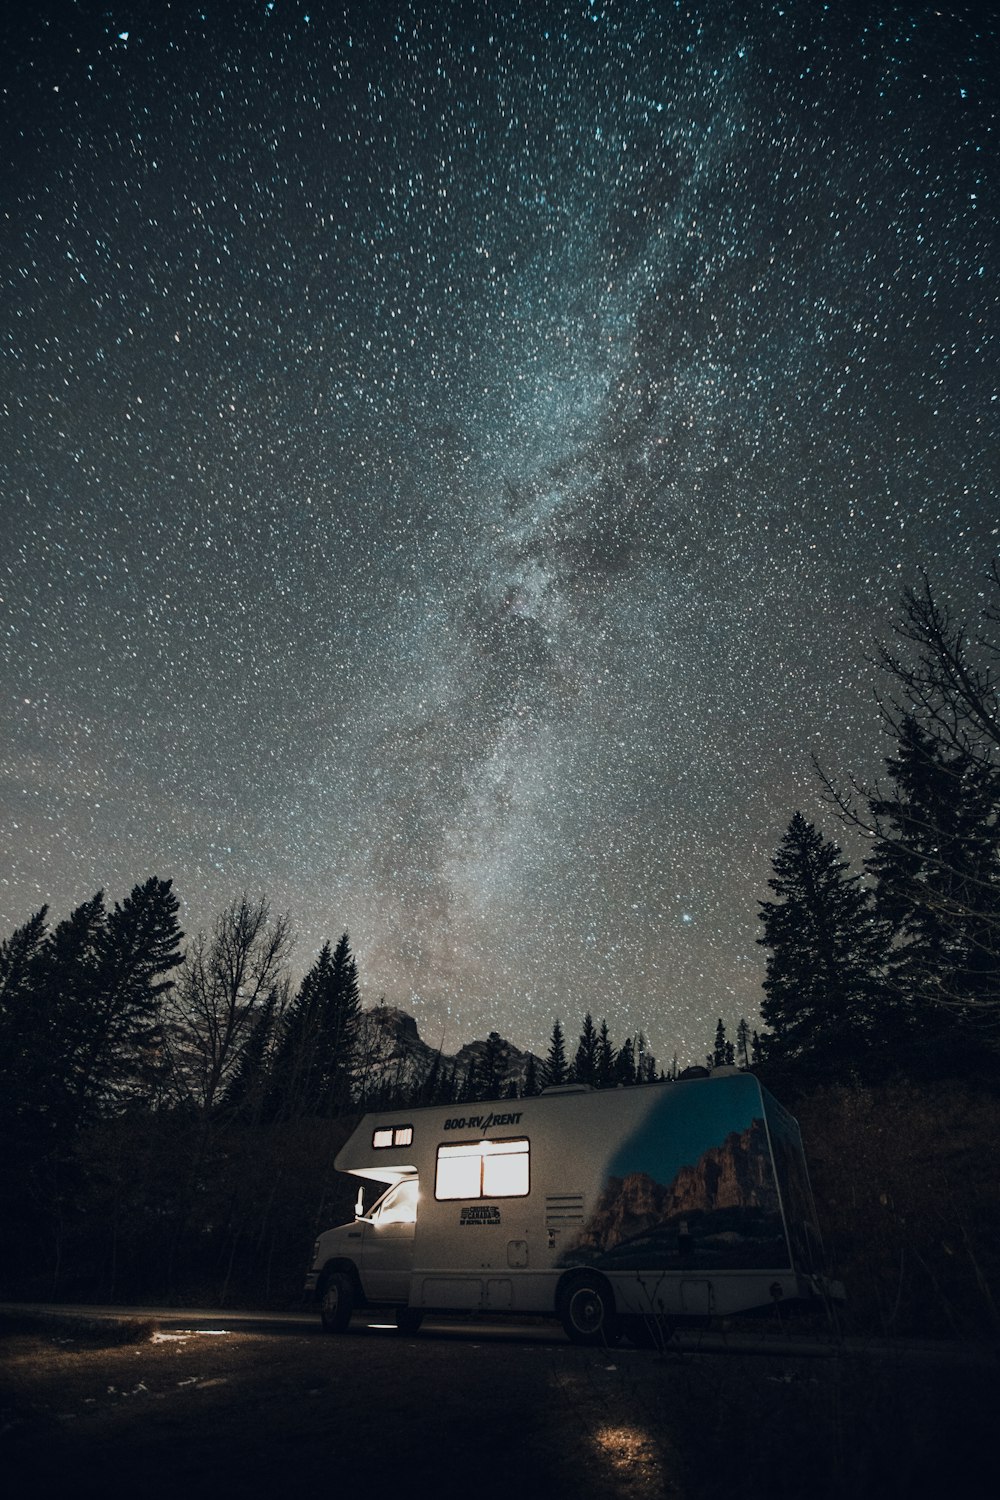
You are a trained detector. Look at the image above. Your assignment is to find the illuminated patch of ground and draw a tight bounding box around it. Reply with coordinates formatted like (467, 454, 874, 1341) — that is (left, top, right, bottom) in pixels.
(1, 1317, 997, 1499)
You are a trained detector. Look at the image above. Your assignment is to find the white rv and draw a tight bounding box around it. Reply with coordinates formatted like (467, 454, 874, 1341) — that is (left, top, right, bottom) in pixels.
(304, 1072, 837, 1344)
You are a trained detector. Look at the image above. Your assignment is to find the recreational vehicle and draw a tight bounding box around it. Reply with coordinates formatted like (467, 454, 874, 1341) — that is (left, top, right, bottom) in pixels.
(304, 1071, 839, 1344)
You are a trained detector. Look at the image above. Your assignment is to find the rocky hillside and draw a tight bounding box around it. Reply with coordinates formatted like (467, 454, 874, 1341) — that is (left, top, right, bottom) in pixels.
(355, 1003, 541, 1096)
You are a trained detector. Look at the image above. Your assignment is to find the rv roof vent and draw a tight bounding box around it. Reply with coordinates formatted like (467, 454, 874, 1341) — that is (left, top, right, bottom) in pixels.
(539, 1083, 593, 1095)
(677, 1065, 709, 1080)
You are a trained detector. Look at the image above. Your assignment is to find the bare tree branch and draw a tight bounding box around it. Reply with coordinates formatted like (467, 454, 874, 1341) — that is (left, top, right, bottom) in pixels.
(168, 895, 293, 1111)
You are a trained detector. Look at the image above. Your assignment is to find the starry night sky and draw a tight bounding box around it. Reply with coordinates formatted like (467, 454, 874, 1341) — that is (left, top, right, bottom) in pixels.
(2, 1, 997, 1064)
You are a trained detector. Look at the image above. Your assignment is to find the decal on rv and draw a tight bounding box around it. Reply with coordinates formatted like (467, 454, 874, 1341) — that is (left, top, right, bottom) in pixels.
(558, 1083, 789, 1272)
(460, 1206, 502, 1226)
(444, 1112, 524, 1132)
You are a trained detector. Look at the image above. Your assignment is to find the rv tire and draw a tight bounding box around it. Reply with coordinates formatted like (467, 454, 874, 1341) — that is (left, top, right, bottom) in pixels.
(319, 1271, 355, 1334)
(558, 1273, 621, 1347)
(395, 1307, 424, 1335)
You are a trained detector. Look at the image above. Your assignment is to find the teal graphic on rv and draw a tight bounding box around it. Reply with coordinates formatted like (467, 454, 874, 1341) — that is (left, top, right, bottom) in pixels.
(557, 1073, 790, 1272)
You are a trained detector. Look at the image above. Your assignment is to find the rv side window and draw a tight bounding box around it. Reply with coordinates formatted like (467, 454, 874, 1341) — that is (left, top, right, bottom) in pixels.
(435, 1138, 529, 1200)
(372, 1178, 419, 1226)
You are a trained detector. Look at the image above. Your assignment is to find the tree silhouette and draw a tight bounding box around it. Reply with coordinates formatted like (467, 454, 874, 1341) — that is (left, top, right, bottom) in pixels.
(0, 907, 55, 1191)
(876, 566, 1000, 771)
(170, 895, 292, 1112)
(221, 982, 287, 1119)
(816, 566, 1000, 1037)
(596, 1019, 615, 1088)
(614, 1036, 636, 1085)
(0, 907, 48, 1026)
(64, 879, 184, 1118)
(868, 716, 1000, 1036)
(572, 1012, 599, 1085)
(269, 933, 361, 1117)
(542, 1018, 568, 1087)
(758, 815, 886, 1070)
(712, 1018, 728, 1068)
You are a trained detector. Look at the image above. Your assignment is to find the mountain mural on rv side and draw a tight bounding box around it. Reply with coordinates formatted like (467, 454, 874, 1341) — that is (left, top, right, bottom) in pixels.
(558, 1085, 790, 1272)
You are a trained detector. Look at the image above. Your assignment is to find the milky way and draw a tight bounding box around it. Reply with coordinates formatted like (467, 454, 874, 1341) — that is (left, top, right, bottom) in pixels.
(2, 2, 997, 1063)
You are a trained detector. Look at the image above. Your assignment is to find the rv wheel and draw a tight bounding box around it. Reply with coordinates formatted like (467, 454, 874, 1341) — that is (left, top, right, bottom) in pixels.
(558, 1275, 621, 1347)
(319, 1272, 354, 1334)
(395, 1307, 424, 1335)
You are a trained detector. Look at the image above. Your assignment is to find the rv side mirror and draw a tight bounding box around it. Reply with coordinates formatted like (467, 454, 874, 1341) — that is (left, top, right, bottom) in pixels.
(355, 1188, 365, 1218)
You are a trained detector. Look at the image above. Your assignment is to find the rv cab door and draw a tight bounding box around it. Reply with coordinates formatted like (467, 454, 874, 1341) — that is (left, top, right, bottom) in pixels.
(360, 1177, 419, 1303)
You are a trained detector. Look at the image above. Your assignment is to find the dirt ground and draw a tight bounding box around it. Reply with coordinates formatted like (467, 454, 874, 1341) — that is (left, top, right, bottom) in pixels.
(1, 1314, 997, 1499)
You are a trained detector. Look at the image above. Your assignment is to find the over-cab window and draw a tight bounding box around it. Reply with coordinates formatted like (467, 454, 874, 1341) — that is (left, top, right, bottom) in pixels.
(435, 1138, 529, 1200)
(372, 1124, 413, 1149)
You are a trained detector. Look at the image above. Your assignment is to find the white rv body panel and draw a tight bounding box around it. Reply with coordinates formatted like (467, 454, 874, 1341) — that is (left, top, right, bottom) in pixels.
(306, 1074, 832, 1332)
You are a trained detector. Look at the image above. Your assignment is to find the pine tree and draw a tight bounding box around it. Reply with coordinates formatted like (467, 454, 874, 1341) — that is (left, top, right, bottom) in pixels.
(595, 1020, 615, 1088)
(712, 1018, 728, 1068)
(317, 932, 361, 1112)
(522, 1053, 540, 1097)
(32, 893, 107, 1128)
(814, 568, 1000, 1042)
(758, 814, 886, 1069)
(66, 879, 184, 1116)
(0, 907, 48, 1020)
(867, 715, 1000, 1038)
(736, 1017, 751, 1069)
(572, 1012, 599, 1086)
(269, 932, 362, 1117)
(542, 1019, 568, 1087)
(0, 907, 51, 1144)
(0, 881, 182, 1139)
(614, 1036, 636, 1085)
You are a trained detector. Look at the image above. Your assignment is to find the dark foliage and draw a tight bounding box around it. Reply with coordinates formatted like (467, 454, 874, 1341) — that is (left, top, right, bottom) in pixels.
(267, 934, 361, 1119)
(758, 813, 889, 1075)
(812, 565, 1000, 1056)
(867, 716, 1000, 1043)
(541, 1017, 568, 1087)
(571, 1011, 599, 1086)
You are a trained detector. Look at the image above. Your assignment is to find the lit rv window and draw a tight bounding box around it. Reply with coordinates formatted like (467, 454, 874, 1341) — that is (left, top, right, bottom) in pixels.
(372, 1124, 414, 1149)
(435, 1138, 529, 1200)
